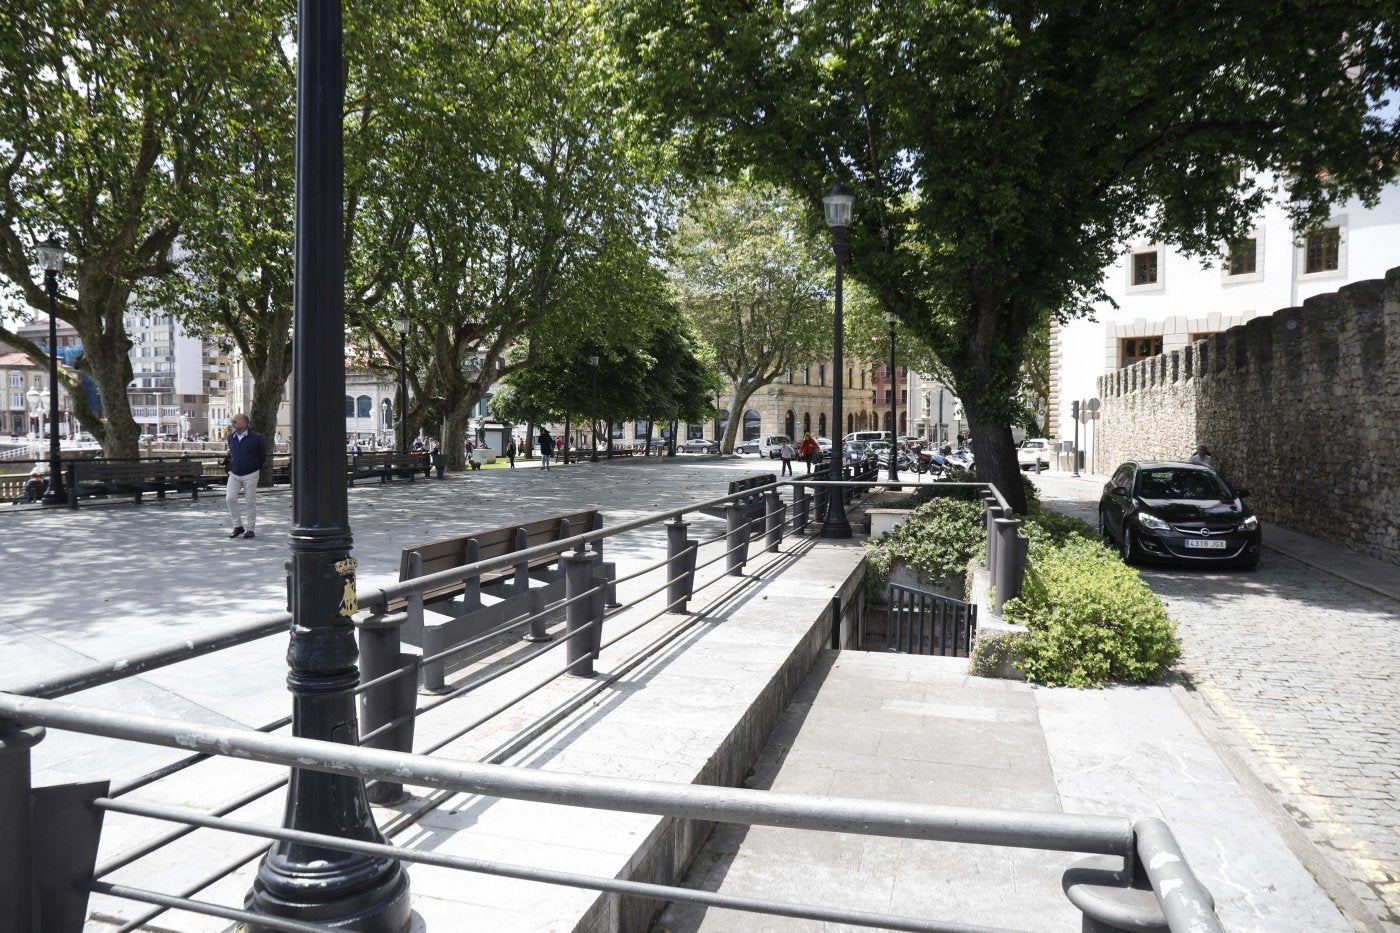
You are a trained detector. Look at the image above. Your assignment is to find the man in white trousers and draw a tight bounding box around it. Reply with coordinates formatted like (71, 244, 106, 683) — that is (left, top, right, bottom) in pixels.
(225, 413, 267, 539)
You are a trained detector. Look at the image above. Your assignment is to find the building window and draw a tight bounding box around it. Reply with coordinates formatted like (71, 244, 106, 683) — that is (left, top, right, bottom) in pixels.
(356, 395, 372, 418)
(901, 389, 907, 404)
(817, 414, 826, 437)
(818, 365, 825, 387)
(742, 409, 761, 440)
(8, 372, 19, 388)
(344, 396, 354, 417)
(1228, 239, 1257, 276)
(1305, 227, 1340, 274)
(785, 369, 793, 384)
(884, 389, 893, 404)
(1131, 251, 1158, 286)
(1121, 337, 1164, 366)
(634, 421, 648, 438)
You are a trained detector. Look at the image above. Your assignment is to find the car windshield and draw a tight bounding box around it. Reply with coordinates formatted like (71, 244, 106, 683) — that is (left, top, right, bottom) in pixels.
(1136, 468, 1233, 500)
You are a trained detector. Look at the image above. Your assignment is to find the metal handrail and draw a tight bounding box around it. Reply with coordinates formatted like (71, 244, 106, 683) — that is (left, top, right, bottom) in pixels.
(0, 693, 1134, 855)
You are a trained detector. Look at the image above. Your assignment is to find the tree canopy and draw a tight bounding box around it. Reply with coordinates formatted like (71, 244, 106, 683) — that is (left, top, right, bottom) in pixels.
(668, 180, 833, 452)
(607, 0, 1400, 509)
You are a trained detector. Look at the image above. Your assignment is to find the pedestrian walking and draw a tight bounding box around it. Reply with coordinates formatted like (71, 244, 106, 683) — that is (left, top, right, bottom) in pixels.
(538, 429, 553, 470)
(225, 413, 266, 539)
(798, 432, 820, 475)
(506, 437, 517, 468)
(779, 439, 795, 476)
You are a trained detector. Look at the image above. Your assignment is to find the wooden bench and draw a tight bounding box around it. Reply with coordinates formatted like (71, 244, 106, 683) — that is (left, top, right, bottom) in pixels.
(348, 451, 428, 485)
(701, 474, 777, 523)
(390, 509, 611, 692)
(66, 459, 215, 508)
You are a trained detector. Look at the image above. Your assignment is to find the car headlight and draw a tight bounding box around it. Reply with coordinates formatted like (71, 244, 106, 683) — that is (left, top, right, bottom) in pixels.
(1136, 512, 1171, 532)
(1239, 515, 1259, 531)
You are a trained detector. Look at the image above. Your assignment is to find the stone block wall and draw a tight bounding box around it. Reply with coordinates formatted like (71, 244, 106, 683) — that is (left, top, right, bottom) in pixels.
(1096, 267, 1399, 566)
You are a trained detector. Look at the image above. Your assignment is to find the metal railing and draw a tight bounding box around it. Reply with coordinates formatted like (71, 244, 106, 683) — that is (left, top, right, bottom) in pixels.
(0, 475, 1214, 933)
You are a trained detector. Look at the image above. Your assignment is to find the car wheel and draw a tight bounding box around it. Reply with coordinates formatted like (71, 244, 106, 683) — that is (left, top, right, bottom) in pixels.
(1120, 524, 1135, 564)
(1097, 508, 1111, 541)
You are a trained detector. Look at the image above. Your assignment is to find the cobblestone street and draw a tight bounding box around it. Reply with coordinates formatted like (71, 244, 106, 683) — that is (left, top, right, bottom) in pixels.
(1036, 473, 1400, 932)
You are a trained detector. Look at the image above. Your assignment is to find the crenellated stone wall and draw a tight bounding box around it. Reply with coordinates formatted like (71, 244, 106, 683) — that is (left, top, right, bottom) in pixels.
(1095, 267, 1400, 566)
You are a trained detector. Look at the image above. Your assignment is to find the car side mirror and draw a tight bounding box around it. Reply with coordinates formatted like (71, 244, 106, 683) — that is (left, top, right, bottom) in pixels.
(1112, 486, 1129, 497)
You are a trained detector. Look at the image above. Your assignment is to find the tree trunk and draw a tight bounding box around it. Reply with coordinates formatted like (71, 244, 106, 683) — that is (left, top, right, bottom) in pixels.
(441, 409, 468, 472)
(79, 318, 141, 459)
(563, 407, 572, 464)
(720, 381, 759, 453)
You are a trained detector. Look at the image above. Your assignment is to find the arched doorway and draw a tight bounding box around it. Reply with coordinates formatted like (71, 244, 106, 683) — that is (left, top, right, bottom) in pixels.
(884, 410, 894, 432)
(818, 414, 826, 437)
(743, 409, 761, 440)
(802, 412, 811, 435)
(784, 409, 795, 438)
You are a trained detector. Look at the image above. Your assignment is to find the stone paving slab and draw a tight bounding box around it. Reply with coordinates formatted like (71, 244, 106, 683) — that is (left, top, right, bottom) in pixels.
(659, 651, 1350, 933)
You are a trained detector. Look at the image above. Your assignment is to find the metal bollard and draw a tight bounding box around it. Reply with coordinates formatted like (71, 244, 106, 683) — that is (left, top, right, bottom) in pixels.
(725, 503, 749, 576)
(358, 610, 417, 804)
(764, 491, 785, 553)
(993, 516, 1023, 614)
(666, 519, 693, 613)
(563, 552, 598, 677)
(984, 498, 1003, 587)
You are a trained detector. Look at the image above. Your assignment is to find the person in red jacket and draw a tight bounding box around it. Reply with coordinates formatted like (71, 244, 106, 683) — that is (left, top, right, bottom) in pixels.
(797, 432, 820, 474)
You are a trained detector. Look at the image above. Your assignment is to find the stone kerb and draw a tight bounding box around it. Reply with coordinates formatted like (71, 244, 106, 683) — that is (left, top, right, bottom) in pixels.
(1095, 265, 1400, 565)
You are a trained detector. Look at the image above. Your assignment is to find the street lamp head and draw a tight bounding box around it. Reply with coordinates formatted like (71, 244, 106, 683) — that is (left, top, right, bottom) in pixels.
(821, 183, 854, 231)
(26, 387, 42, 410)
(884, 310, 898, 325)
(587, 355, 599, 367)
(393, 314, 409, 336)
(35, 235, 67, 273)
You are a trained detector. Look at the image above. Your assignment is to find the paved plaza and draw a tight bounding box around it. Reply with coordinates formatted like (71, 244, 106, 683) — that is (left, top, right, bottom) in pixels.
(1, 458, 1396, 931)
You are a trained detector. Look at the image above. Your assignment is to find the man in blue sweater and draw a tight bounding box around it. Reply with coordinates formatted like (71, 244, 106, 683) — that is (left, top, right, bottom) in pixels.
(226, 413, 267, 539)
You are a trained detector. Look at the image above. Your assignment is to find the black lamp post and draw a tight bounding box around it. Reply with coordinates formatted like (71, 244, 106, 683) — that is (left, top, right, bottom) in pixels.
(243, 0, 409, 928)
(588, 354, 599, 463)
(394, 314, 409, 454)
(34, 237, 67, 506)
(820, 183, 854, 538)
(884, 310, 899, 484)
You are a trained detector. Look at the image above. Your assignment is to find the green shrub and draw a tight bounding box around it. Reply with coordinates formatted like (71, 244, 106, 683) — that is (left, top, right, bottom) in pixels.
(1004, 531, 1180, 688)
(863, 492, 1179, 688)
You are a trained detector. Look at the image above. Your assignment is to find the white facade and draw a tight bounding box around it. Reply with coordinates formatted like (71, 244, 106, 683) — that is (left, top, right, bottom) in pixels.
(1055, 182, 1400, 447)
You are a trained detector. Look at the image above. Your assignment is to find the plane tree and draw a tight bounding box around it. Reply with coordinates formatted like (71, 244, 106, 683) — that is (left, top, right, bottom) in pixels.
(608, 0, 1400, 511)
(667, 181, 833, 453)
(0, 1, 273, 456)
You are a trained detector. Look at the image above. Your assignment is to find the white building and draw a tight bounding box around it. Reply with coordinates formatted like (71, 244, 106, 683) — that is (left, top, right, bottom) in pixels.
(1053, 182, 1400, 452)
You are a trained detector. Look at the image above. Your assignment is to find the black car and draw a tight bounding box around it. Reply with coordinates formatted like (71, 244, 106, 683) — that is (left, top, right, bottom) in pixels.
(1098, 460, 1261, 568)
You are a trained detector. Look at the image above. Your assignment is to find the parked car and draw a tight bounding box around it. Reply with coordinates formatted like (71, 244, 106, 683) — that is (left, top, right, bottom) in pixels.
(1017, 438, 1052, 472)
(1098, 460, 1261, 568)
(679, 438, 719, 454)
(842, 430, 891, 445)
(735, 438, 761, 454)
(758, 434, 793, 459)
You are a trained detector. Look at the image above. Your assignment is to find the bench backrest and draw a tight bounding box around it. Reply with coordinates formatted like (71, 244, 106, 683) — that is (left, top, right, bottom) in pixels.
(397, 509, 601, 603)
(727, 474, 776, 497)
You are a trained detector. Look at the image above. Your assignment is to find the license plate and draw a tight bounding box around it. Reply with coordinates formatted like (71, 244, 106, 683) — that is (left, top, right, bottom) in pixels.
(1184, 539, 1227, 550)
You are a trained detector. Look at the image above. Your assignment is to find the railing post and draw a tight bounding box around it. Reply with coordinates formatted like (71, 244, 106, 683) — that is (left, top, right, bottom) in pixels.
(830, 595, 843, 649)
(666, 518, 694, 613)
(984, 497, 1003, 588)
(814, 464, 830, 523)
(0, 720, 43, 933)
(563, 552, 598, 677)
(993, 517, 1023, 615)
(793, 484, 810, 533)
(357, 610, 417, 805)
(725, 503, 749, 576)
(764, 491, 784, 553)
